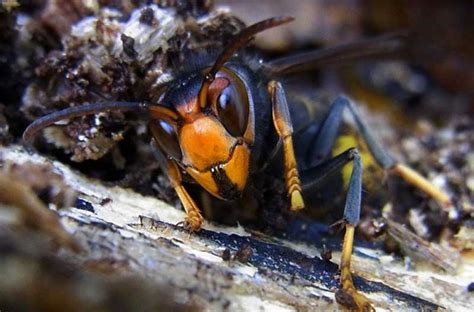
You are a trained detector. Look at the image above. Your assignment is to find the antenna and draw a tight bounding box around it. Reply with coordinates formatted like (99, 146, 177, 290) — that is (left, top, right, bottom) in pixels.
(23, 101, 146, 142)
(197, 16, 294, 109)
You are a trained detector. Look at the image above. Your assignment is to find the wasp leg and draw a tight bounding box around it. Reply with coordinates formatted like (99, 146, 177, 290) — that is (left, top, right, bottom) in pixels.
(301, 147, 373, 310)
(268, 80, 304, 211)
(301, 148, 357, 191)
(336, 150, 374, 311)
(388, 163, 452, 209)
(168, 162, 204, 231)
(338, 223, 375, 312)
(307, 96, 452, 209)
(151, 144, 203, 231)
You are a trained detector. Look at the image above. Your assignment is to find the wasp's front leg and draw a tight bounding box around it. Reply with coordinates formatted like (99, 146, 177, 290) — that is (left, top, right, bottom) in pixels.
(165, 160, 204, 231)
(151, 143, 203, 231)
(268, 80, 305, 211)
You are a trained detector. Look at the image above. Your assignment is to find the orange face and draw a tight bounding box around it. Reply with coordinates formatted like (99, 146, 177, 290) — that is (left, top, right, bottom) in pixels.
(149, 69, 254, 200)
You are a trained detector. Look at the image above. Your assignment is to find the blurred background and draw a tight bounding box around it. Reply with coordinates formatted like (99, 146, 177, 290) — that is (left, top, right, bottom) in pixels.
(217, 0, 473, 119)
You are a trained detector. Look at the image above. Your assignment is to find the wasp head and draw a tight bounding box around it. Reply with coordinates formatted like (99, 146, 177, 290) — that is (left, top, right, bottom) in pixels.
(149, 68, 254, 200)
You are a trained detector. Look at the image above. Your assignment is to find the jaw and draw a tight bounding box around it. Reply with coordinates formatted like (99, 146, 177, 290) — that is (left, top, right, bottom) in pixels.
(185, 143, 250, 200)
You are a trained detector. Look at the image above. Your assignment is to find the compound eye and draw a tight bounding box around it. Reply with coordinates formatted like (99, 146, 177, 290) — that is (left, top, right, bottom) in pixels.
(149, 119, 182, 160)
(216, 83, 249, 137)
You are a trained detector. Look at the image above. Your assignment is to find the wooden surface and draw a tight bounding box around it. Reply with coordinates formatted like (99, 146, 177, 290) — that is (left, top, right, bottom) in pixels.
(1, 145, 472, 311)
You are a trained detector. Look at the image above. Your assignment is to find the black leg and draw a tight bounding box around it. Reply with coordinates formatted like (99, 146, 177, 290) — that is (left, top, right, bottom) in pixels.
(302, 147, 363, 225)
(338, 150, 374, 310)
(342, 149, 363, 225)
(301, 148, 356, 191)
(306, 96, 394, 168)
(302, 146, 372, 309)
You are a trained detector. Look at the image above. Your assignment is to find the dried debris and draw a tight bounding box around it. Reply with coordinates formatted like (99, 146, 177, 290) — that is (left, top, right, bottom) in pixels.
(222, 248, 232, 261)
(320, 245, 332, 262)
(19, 2, 245, 163)
(2, 160, 76, 208)
(0, 169, 80, 252)
(390, 117, 474, 249)
(0, 103, 11, 144)
(234, 244, 253, 263)
(383, 218, 461, 273)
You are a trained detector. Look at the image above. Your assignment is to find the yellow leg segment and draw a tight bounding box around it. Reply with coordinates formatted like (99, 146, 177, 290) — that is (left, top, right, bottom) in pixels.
(390, 164, 452, 210)
(166, 159, 203, 231)
(282, 135, 304, 210)
(337, 224, 374, 311)
(268, 80, 305, 211)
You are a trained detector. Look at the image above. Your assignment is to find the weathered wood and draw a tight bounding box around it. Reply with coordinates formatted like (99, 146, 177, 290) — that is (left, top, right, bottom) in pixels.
(1, 145, 472, 311)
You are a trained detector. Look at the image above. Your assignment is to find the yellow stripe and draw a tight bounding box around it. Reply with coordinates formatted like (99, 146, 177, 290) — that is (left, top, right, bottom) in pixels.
(332, 135, 377, 189)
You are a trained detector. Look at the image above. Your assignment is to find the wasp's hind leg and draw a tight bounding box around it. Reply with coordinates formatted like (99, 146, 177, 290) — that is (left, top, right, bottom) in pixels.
(300, 148, 373, 311)
(307, 96, 452, 209)
(335, 151, 374, 311)
(301, 95, 453, 309)
(300, 95, 452, 310)
(151, 143, 203, 231)
(268, 81, 304, 211)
